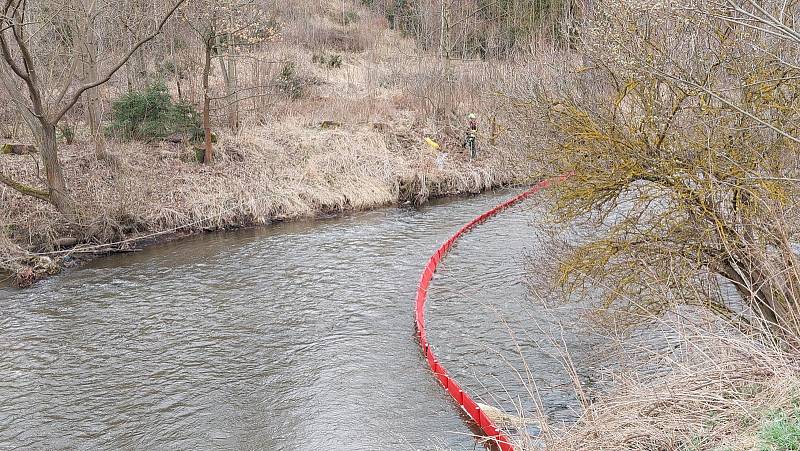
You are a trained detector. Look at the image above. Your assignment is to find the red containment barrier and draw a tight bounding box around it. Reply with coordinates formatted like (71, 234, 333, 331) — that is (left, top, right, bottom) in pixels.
(414, 179, 563, 451)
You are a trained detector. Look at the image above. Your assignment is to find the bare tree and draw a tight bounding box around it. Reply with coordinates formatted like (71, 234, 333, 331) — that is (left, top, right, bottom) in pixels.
(183, 0, 264, 164)
(71, 1, 107, 160)
(0, 0, 185, 219)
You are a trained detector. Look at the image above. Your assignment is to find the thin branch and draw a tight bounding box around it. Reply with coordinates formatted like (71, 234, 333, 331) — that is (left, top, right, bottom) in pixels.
(649, 68, 800, 145)
(53, 0, 187, 122)
(0, 1, 29, 83)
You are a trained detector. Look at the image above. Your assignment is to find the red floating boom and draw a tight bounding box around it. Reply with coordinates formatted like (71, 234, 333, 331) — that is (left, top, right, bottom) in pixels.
(415, 179, 558, 451)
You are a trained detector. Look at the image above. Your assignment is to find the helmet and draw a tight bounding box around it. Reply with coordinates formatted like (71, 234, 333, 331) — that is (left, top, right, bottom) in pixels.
(468, 113, 476, 119)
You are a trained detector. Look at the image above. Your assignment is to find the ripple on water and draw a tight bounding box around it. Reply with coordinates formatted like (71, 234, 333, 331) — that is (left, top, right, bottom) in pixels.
(0, 191, 594, 450)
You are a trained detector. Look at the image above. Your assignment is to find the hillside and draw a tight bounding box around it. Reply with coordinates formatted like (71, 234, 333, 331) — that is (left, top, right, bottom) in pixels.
(0, 1, 537, 285)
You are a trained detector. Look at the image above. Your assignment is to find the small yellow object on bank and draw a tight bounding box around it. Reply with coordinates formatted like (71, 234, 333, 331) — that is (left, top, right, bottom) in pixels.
(424, 137, 440, 149)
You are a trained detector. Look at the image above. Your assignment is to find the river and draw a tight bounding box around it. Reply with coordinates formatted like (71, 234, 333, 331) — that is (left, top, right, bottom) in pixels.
(0, 190, 591, 450)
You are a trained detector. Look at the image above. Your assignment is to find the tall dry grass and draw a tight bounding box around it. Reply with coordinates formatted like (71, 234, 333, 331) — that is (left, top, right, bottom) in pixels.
(0, 0, 547, 285)
(535, 321, 800, 451)
(484, 264, 800, 450)
(0, 116, 536, 284)
(506, 212, 800, 450)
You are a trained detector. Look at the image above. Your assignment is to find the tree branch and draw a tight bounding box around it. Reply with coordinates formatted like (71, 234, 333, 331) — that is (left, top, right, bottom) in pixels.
(649, 67, 800, 145)
(0, 0, 46, 120)
(0, 2, 29, 83)
(54, 0, 187, 122)
(0, 170, 49, 202)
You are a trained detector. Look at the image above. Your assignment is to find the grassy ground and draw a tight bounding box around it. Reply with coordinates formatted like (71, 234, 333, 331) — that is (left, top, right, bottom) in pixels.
(3, 3, 799, 451)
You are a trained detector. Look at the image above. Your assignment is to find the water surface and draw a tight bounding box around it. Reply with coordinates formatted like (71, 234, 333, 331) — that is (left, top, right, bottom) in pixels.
(0, 190, 589, 450)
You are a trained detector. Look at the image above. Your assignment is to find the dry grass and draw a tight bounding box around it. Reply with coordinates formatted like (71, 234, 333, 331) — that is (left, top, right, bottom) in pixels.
(534, 324, 800, 451)
(0, 116, 535, 284)
(0, 1, 545, 285)
(514, 241, 800, 450)
(513, 213, 800, 450)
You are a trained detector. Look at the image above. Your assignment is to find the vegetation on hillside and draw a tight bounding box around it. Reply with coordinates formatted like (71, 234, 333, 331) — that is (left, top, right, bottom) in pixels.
(0, 0, 536, 285)
(107, 82, 202, 142)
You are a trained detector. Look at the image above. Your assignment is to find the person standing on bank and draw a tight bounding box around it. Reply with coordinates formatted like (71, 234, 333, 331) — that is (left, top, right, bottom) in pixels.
(465, 113, 478, 159)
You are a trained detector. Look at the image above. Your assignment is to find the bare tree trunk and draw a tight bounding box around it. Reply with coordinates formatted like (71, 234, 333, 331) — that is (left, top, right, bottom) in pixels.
(72, 3, 108, 161)
(126, 33, 135, 92)
(87, 90, 106, 159)
(439, 0, 447, 58)
(719, 258, 783, 333)
(40, 121, 75, 219)
(203, 39, 213, 164)
(226, 4, 238, 130)
(85, 31, 107, 160)
(217, 47, 238, 130)
(227, 53, 238, 129)
(135, 41, 147, 89)
(170, 27, 182, 100)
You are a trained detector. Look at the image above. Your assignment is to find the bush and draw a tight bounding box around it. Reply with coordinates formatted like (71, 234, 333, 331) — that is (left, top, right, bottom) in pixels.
(328, 54, 343, 68)
(107, 82, 202, 142)
(276, 63, 306, 100)
(311, 53, 343, 69)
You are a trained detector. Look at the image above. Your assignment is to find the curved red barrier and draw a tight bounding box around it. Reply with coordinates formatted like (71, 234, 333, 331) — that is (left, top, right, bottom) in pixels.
(415, 178, 562, 451)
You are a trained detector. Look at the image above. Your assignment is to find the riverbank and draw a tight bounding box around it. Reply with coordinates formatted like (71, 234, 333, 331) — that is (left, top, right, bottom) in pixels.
(0, 1, 540, 286)
(0, 123, 536, 286)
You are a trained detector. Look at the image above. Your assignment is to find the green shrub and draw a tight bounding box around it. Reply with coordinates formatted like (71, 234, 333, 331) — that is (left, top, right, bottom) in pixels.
(107, 82, 201, 142)
(276, 63, 305, 100)
(327, 54, 342, 68)
(311, 53, 343, 69)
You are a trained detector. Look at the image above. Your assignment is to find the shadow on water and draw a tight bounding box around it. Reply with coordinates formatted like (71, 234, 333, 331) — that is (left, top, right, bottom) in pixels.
(0, 190, 594, 450)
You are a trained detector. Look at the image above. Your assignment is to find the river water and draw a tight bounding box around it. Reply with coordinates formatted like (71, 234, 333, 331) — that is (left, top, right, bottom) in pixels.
(0, 190, 591, 450)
